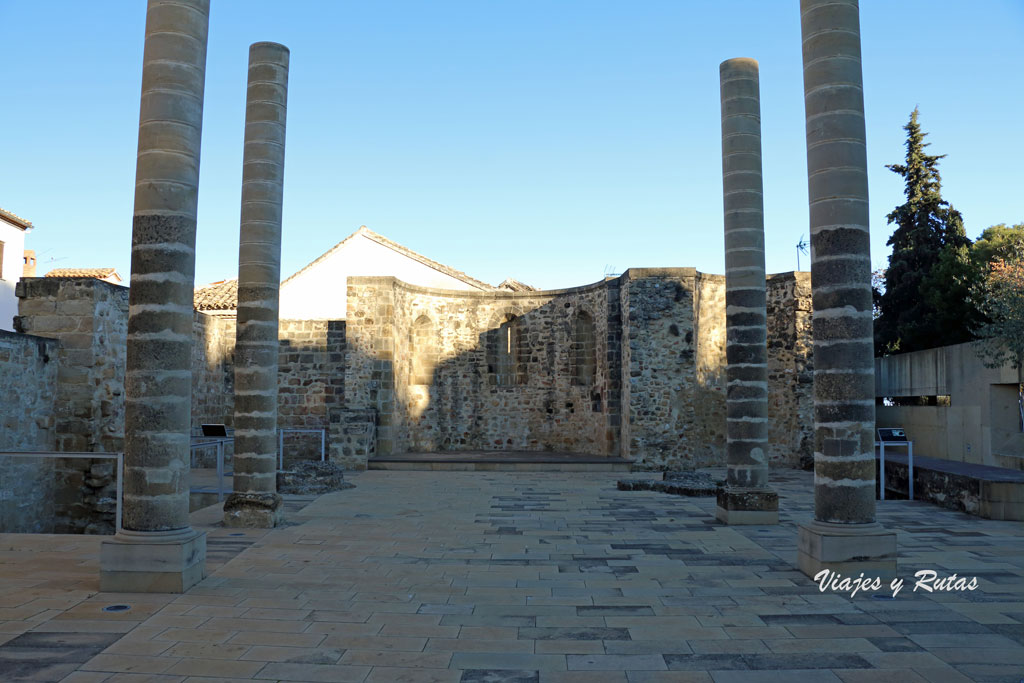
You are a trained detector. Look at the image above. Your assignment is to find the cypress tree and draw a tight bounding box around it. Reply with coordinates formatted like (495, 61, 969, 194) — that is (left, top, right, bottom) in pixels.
(875, 108, 978, 354)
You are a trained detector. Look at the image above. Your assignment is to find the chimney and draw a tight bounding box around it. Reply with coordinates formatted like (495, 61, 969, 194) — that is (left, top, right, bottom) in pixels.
(23, 250, 37, 277)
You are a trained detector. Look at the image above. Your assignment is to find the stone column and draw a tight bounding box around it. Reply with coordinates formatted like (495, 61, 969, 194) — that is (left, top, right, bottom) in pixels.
(99, 0, 209, 592)
(797, 0, 896, 577)
(715, 58, 778, 525)
(223, 42, 290, 527)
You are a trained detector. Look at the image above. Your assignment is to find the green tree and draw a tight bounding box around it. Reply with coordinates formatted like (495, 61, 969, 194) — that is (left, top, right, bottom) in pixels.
(972, 223, 1024, 267)
(973, 245, 1024, 430)
(875, 108, 979, 355)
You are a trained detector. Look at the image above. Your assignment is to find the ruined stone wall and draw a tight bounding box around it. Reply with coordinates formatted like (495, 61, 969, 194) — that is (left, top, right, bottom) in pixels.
(620, 269, 703, 469)
(277, 319, 345, 465)
(345, 277, 614, 465)
(341, 270, 812, 470)
(14, 277, 128, 533)
(0, 329, 58, 532)
(765, 272, 814, 468)
(192, 312, 235, 431)
(693, 273, 727, 465)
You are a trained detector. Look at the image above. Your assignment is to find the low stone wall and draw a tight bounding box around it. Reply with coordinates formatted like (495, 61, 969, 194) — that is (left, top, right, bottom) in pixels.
(0, 329, 58, 532)
(877, 454, 1024, 521)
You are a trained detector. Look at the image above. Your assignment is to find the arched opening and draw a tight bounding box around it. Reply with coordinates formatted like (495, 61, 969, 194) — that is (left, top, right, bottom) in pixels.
(489, 313, 525, 387)
(571, 310, 596, 386)
(410, 315, 436, 385)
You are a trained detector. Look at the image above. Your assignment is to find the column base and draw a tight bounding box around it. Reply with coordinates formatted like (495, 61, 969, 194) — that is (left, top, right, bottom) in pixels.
(797, 519, 897, 580)
(715, 487, 779, 525)
(223, 491, 283, 528)
(100, 528, 206, 593)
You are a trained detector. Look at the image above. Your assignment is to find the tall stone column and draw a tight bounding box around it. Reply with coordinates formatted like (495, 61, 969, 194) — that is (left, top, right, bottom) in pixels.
(100, 0, 209, 592)
(797, 0, 896, 577)
(223, 42, 290, 527)
(715, 58, 778, 525)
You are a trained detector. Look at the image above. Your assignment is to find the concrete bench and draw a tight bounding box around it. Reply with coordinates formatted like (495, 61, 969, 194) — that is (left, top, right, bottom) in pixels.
(875, 451, 1024, 521)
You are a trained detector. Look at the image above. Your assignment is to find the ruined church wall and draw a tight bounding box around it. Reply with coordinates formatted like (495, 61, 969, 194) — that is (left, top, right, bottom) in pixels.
(0, 329, 58, 532)
(765, 272, 814, 468)
(191, 312, 235, 431)
(344, 277, 615, 463)
(620, 269, 705, 469)
(609, 268, 812, 470)
(277, 319, 346, 465)
(190, 315, 347, 466)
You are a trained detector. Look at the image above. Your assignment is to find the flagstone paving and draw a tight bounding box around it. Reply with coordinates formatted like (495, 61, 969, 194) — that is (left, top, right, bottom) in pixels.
(1, 468, 1022, 682)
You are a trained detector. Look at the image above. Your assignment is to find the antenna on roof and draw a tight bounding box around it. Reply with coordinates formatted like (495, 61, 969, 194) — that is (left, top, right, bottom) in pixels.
(795, 235, 809, 271)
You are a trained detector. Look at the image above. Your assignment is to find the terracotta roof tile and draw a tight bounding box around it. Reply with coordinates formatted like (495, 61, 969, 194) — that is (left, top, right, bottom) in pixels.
(45, 267, 119, 280)
(497, 278, 537, 292)
(0, 207, 33, 230)
(194, 278, 238, 311)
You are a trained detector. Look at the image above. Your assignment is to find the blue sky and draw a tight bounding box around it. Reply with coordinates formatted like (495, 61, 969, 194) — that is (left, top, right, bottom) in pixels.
(2, 1, 1022, 290)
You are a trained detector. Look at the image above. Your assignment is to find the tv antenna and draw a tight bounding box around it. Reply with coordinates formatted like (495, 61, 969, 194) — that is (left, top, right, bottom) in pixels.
(795, 235, 809, 271)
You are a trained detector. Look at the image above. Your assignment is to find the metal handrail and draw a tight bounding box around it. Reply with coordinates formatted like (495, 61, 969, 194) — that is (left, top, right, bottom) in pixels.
(189, 438, 232, 502)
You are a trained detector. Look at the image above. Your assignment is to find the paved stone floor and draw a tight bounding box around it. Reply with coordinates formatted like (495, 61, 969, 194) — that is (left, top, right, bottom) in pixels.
(1, 468, 1023, 682)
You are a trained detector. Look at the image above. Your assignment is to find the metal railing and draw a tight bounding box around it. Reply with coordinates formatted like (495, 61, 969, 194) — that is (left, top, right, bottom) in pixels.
(0, 451, 123, 531)
(875, 440, 914, 501)
(190, 437, 233, 502)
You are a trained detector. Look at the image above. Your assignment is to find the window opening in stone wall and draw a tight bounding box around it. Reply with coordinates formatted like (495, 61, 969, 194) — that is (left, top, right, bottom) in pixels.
(410, 315, 436, 385)
(489, 313, 525, 387)
(571, 310, 596, 386)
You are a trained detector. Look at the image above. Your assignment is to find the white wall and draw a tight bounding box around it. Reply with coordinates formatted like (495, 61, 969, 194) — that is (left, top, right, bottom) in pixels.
(0, 220, 28, 332)
(279, 233, 487, 320)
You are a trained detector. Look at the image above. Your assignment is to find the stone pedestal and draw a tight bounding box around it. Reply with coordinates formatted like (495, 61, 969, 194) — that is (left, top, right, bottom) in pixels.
(100, 528, 207, 593)
(223, 492, 283, 528)
(716, 487, 779, 525)
(798, 520, 897, 579)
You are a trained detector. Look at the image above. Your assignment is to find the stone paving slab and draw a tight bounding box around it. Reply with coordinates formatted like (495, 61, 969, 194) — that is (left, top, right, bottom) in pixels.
(0, 468, 1021, 681)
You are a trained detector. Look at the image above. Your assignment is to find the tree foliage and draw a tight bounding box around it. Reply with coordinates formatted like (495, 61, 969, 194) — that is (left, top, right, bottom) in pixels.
(973, 244, 1024, 375)
(972, 223, 1024, 267)
(875, 108, 979, 355)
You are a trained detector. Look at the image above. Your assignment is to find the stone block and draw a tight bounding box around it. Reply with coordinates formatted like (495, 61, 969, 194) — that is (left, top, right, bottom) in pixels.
(715, 487, 779, 525)
(100, 528, 206, 593)
(223, 491, 283, 528)
(797, 520, 897, 580)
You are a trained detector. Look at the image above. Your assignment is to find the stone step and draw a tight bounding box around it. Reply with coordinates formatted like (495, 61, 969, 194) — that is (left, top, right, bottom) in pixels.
(368, 453, 632, 472)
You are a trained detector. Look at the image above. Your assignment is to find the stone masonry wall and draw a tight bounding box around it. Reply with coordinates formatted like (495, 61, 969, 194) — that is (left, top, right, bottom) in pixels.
(621, 268, 706, 469)
(192, 312, 235, 431)
(765, 272, 814, 468)
(0, 329, 58, 532)
(343, 269, 812, 470)
(14, 277, 128, 533)
(189, 315, 347, 468)
(345, 277, 614, 465)
(277, 319, 345, 466)
(694, 273, 727, 465)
